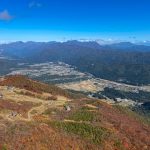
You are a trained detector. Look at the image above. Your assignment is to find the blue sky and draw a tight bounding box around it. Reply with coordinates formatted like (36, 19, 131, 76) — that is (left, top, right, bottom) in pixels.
(0, 0, 150, 42)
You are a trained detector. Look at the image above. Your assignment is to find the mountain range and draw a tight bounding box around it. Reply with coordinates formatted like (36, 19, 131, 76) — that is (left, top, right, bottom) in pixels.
(0, 41, 150, 149)
(1, 41, 150, 85)
(1, 40, 150, 59)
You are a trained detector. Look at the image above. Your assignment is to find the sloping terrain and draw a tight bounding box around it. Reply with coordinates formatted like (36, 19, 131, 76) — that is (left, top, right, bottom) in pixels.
(0, 75, 149, 150)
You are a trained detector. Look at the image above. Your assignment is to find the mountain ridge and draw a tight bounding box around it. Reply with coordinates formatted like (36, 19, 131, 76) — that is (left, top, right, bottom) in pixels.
(0, 75, 149, 149)
(1, 40, 150, 85)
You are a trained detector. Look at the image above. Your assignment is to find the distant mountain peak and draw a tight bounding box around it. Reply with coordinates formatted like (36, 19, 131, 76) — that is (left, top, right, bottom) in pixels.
(110, 42, 135, 47)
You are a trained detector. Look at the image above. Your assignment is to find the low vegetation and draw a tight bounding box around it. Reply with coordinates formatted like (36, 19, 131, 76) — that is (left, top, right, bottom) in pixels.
(15, 90, 58, 101)
(1, 145, 7, 150)
(0, 75, 150, 150)
(51, 121, 109, 145)
(0, 100, 38, 118)
(113, 139, 124, 150)
(68, 106, 99, 122)
(0, 75, 80, 99)
(114, 105, 150, 126)
(42, 108, 59, 115)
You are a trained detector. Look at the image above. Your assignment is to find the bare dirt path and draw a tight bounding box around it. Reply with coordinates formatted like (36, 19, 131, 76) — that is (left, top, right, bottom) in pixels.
(0, 86, 69, 121)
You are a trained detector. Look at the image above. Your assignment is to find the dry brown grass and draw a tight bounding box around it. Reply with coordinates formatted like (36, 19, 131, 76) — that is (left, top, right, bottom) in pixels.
(0, 76, 149, 150)
(0, 100, 38, 118)
(0, 75, 73, 97)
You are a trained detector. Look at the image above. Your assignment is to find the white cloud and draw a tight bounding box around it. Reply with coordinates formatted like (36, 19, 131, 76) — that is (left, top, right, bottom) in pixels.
(0, 10, 13, 21)
(29, 1, 42, 8)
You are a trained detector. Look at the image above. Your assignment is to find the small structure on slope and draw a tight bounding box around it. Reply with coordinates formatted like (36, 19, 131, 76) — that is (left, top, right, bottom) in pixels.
(64, 105, 71, 112)
(7, 86, 14, 91)
(11, 111, 18, 117)
(0, 93, 3, 99)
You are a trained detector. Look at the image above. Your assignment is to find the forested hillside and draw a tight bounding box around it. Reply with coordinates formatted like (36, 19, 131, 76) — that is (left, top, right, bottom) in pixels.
(1, 41, 150, 85)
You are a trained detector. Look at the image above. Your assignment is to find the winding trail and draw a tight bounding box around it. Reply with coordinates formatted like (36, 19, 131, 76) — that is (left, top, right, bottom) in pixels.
(0, 86, 69, 122)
